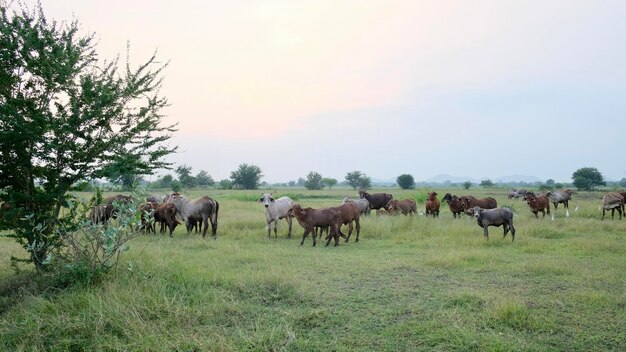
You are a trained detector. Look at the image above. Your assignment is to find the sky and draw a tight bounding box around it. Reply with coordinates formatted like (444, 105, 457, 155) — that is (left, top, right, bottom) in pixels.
(19, 1, 626, 183)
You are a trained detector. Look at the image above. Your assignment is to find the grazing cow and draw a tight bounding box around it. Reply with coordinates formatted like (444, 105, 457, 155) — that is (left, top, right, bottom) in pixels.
(89, 205, 107, 224)
(342, 197, 370, 216)
(526, 194, 551, 218)
(292, 204, 343, 247)
(358, 191, 393, 211)
(259, 193, 294, 239)
(336, 202, 361, 242)
(472, 206, 515, 241)
(441, 193, 464, 218)
(103, 194, 133, 221)
(154, 203, 179, 237)
(376, 208, 398, 216)
(458, 196, 497, 212)
(508, 189, 528, 199)
(602, 192, 624, 220)
(621, 192, 626, 214)
(169, 193, 219, 238)
(386, 199, 417, 216)
(547, 189, 573, 210)
(138, 202, 158, 234)
(425, 192, 440, 217)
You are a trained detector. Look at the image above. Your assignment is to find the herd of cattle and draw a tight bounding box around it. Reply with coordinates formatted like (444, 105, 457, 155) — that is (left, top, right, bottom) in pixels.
(2, 188, 624, 246)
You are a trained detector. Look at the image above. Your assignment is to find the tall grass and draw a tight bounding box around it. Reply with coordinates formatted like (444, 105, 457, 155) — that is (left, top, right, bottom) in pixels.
(0, 188, 625, 351)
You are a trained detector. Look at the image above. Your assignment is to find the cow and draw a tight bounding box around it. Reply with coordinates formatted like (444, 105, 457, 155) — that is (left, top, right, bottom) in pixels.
(471, 206, 516, 241)
(342, 197, 370, 216)
(259, 193, 294, 239)
(602, 192, 624, 220)
(89, 205, 107, 224)
(425, 192, 440, 217)
(154, 203, 179, 237)
(336, 202, 361, 242)
(526, 193, 551, 218)
(458, 196, 497, 212)
(547, 189, 573, 211)
(146, 195, 164, 204)
(441, 193, 464, 218)
(103, 194, 133, 221)
(292, 204, 343, 247)
(138, 202, 158, 234)
(386, 199, 417, 216)
(169, 193, 219, 239)
(507, 189, 528, 199)
(358, 190, 393, 211)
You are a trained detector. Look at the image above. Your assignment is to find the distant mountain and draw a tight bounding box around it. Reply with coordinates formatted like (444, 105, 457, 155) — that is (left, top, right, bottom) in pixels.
(425, 174, 479, 183)
(495, 175, 542, 183)
(424, 174, 542, 184)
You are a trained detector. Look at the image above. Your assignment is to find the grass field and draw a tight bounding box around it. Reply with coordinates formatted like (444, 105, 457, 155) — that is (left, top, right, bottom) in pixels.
(1, 188, 625, 351)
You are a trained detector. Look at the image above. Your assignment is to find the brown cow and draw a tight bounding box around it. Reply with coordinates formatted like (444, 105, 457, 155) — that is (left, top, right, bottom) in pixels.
(425, 192, 440, 217)
(138, 202, 158, 234)
(336, 202, 361, 242)
(292, 204, 343, 247)
(526, 194, 551, 218)
(358, 191, 393, 211)
(602, 192, 624, 220)
(441, 193, 464, 218)
(458, 196, 497, 212)
(154, 203, 179, 237)
(386, 199, 417, 216)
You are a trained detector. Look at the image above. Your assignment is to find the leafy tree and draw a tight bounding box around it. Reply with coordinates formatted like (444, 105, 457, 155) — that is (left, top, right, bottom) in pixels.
(0, 6, 176, 270)
(304, 171, 323, 190)
(546, 179, 555, 187)
(462, 181, 472, 190)
(176, 164, 196, 188)
(218, 179, 233, 190)
(321, 178, 338, 190)
(230, 164, 263, 189)
(196, 170, 214, 188)
(480, 179, 494, 188)
(572, 167, 605, 190)
(396, 174, 415, 189)
(288, 180, 296, 187)
(171, 180, 182, 192)
(160, 174, 174, 188)
(345, 171, 370, 190)
(619, 178, 626, 188)
(296, 178, 305, 186)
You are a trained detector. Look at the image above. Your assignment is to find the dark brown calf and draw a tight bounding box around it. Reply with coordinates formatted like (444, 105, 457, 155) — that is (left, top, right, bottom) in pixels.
(155, 203, 179, 237)
(526, 194, 551, 218)
(358, 191, 393, 211)
(441, 193, 464, 218)
(386, 198, 417, 216)
(425, 192, 440, 217)
(336, 202, 361, 242)
(292, 204, 343, 247)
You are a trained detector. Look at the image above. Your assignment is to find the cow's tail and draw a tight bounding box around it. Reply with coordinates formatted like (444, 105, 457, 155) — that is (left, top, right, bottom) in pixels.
(211, 200, 220, 236)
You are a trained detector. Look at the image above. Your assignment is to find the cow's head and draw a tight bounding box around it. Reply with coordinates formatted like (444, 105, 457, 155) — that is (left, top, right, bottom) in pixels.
(358, 190, 368, 199)
(526, 194, 536, 207)
(291, 204, 304, 215)
(259, 193, 275, 207)
(472, 206, 482, 218)
(428, 192, 438, 201)
(441, 193, 452, 202)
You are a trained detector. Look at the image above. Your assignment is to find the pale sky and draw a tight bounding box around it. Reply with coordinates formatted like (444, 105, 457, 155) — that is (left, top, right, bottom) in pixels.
(26, 1, 626, 183)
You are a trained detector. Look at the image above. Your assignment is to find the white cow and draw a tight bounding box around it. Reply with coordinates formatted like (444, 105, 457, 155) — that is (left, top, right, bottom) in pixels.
(341, 197, 370, 215)
(259, 193, 293, 239)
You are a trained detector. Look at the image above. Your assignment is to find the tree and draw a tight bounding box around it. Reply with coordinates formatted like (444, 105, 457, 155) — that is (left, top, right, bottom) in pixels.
(175, 164, 196, 188)
(396, 174, 415, 189)
(572, 167, 605, 190)
(463, 181, 472, 190)
(304, 171, 323, 190)
(321, 178, 338, 190)
(196, 170, 214, 188)
(296, 178, 305, 186)
(218, 179, 233, 190)
(619, 178, 626, 188)
(230, 164, 263, 189)
(480, 180, 494, 188)
(160, 175, 174, 188)
(345, 171, 370, 190)
(0, 6, 176, 270)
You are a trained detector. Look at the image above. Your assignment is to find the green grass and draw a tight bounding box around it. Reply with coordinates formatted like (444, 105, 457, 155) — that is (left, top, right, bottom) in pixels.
(1, 188, 625, 351)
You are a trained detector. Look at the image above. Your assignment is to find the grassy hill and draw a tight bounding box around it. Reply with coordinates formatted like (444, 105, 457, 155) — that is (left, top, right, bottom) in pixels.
(1, 188, 625, 351)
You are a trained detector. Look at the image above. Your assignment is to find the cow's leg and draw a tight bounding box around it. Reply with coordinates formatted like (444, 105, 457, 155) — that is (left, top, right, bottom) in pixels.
(354, 218, 360, 242)
(602, 209, 606, 221)
(503, 223, 509, 238)
(509, 222, 516, 241)
(202, 217, 209, 238)
(273, 220, 278, 239)
(266, 221, 271, 239)
(483, 225, 489, 240)
(287, 215, 292, 238)
(326, 226, 335, 247)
